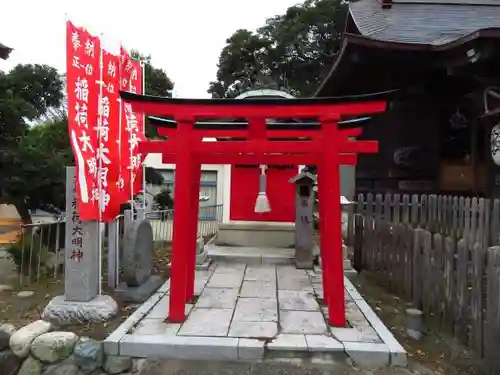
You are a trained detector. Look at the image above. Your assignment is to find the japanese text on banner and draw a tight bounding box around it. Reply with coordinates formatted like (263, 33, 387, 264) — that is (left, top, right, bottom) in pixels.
(119, 48, 146, 202)
(66, 21, 101, 221)
(98, 51, 121, 221)
(128, 60, 146, 196)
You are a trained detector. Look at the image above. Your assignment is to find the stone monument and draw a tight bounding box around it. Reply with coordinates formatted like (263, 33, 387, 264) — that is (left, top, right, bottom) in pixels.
(195, 236, 212, 270)
(314, 196, 357, 278)
(43, 167, 118, 325)
(289, 171, 316, 269)
(115, 214, 163, 302)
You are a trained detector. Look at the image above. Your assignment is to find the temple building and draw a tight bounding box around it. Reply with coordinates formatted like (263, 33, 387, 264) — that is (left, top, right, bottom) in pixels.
(316, 0, 500, 197)
(0, 43, 12, 60)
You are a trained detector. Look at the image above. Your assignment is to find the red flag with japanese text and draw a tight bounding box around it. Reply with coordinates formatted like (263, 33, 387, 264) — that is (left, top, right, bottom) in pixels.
(99, 51, 121, 221)
(118, 47, 133, 204)
(119, 48, 146, 203)
(66, 21, 101, 221)
(129, 60, 146, 196)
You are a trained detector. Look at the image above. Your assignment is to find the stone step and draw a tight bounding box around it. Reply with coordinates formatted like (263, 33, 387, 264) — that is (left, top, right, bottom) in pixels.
(206, 245, 294, 265)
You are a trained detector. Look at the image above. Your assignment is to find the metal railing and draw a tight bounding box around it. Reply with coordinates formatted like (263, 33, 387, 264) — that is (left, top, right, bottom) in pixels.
(3, 219, 66, 286)
(145, 204, 223, 247)
(5, 205, 224, 287)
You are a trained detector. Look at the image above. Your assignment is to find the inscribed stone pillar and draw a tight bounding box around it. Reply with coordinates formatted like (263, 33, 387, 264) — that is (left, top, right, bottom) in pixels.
(290, 172, 316, 269)
(42, 167, 118, 325)
(64, 166, 99, 301)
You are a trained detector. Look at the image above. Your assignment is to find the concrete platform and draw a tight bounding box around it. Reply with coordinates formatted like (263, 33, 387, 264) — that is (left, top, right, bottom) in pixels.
(215, 221, 295, 248)
(206, 245, 295, 265)
(104, 263, 406, 370)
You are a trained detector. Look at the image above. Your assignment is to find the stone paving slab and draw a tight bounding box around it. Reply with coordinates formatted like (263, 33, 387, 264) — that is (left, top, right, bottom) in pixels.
(228, 321, 278, 338)
(178, 308, 234, 336)
(240, 281, 276, 298)
(280, 310, 328, 334)
(196, 287, 239, 309)
(106, 261, 407, 370)
(233, 297, 277, 322)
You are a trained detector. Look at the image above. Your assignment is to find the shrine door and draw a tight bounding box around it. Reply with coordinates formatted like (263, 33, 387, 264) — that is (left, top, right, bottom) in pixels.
(229, 165, 296, 222)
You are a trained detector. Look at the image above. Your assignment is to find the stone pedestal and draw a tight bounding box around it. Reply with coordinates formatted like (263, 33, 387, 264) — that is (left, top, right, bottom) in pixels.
(42, 167, 118, 325)
(115, 218, 163, 303)
(43, 295, 118, 325)
(195, 237, 212, 270)
(314, 242, 357, 279)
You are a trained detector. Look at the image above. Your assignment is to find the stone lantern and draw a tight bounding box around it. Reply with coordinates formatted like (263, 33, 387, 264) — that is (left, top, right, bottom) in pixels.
(289, 171, 316, 269)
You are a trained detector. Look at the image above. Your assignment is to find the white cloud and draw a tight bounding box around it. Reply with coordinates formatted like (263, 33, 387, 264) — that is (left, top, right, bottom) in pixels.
(0, 0, 299, 98)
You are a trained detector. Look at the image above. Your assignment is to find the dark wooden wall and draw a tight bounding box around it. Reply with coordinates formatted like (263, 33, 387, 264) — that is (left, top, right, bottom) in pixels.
(356, 98, 440, 194)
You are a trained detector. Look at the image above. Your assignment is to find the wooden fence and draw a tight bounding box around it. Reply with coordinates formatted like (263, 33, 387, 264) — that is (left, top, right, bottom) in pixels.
(353, 193, 500, 372)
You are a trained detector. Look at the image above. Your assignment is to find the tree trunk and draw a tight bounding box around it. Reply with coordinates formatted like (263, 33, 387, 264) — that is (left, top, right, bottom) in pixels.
(14, 202, 32, 225)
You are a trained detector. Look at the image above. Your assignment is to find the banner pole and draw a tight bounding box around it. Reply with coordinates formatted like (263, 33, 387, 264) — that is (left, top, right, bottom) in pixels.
(97, 35, 104, 295)
(128, 59, 135, 217)
(141, 61, 147, 212)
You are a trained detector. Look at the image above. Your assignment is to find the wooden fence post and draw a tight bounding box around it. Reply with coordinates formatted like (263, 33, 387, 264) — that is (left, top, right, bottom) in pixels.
(353, 214, 363, 273)
(485, 246, 500, 373)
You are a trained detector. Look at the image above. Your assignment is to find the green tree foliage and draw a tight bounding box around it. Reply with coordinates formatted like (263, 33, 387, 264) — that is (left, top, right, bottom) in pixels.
(208, 0, 347, 98)
(154, 188, 174, 211)
(0, 60, 168, 224)
(131, 50, 174, 138)
(0, 64, 64, 223)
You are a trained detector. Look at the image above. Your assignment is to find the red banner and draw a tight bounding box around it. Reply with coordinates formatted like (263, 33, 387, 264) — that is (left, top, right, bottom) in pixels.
(129, 60, 146, 196)
(99, 51, 121, 221)
(119, 48, 146, 203)
(118, 47, 133, 204)
(66, 21, 101, 221)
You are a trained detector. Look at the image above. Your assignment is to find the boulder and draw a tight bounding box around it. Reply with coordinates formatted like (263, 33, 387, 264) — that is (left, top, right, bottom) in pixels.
(0, 250, 18, 285)
(73, 339, 103, 373)
(31, 332, 78, 363)
(42, 363, 82, 375)
(17, 356, 44, 375)
(103, 355, 132, 374)
(9, 320, 52, 358)
(0, 324, 16, 351)
(43, 252, 65, 270)
(0, 350, 21, 375)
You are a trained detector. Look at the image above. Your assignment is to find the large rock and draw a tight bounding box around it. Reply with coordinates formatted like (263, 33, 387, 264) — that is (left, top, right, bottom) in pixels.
(9, 320, 52, 358)
(31, 332, 78, 363)
(17, 356, 43, 375)
(42, 252, 65, 270)
(0, 250, 18, 285)
(0, 350, 21, 375)
(0, 324, 16, 351)
(42, 363, 82, 375)
(73, 339, 103, 373)
(103, 355, 132, 374)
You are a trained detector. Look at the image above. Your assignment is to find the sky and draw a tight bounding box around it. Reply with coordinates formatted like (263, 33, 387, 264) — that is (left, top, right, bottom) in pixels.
(0, 0, 300, 98)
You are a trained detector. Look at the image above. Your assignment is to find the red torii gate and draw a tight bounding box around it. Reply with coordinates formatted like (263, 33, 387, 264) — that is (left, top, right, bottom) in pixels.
(121, 91, 386, 327)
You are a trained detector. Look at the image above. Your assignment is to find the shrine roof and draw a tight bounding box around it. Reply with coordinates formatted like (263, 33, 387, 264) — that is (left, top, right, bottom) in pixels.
(0, 43, 12, 60)
(315, 0, 500, 96)
(120, 89, 396, 107)
(350, 0, 500, 46)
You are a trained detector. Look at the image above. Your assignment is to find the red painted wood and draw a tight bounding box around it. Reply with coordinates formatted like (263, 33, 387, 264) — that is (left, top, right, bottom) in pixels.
(156, 127, 363, 139)
(169, 119, 195, 323)
(230, 165, 296, 222)
(320, 119, 345, 327)
(158, 153, 358, 166)
(185, 162, 201, 302)
(123, 97, 387, 118)
(137, 95, 386, 324)
(140, 139, 377, 155)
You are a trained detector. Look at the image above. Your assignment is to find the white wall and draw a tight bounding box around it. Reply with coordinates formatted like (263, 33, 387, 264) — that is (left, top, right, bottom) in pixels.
(144, 153, 227, 215)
